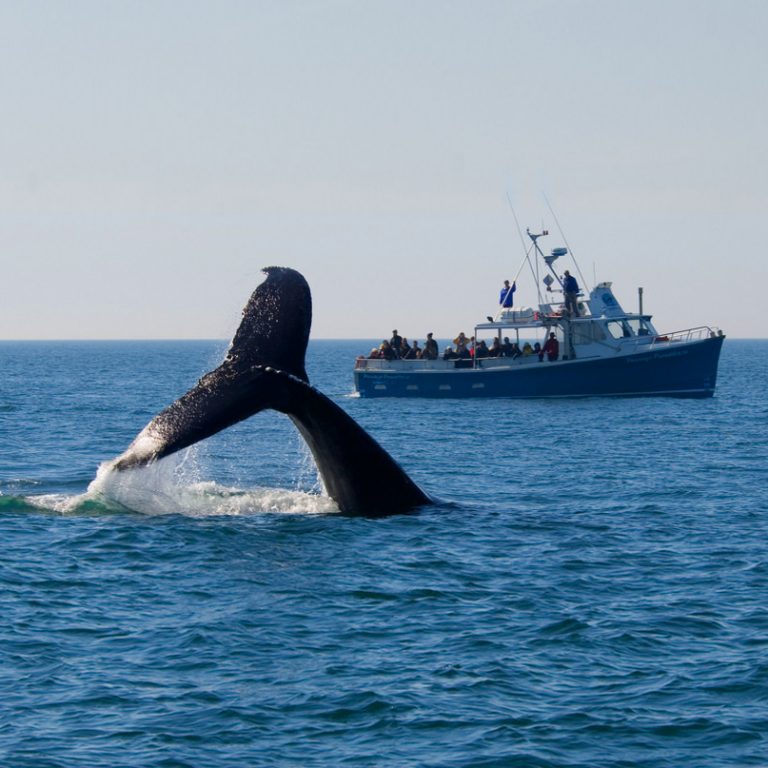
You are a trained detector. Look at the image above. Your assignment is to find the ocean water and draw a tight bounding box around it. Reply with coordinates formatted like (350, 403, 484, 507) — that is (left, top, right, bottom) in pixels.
(1, 338, 766, 767)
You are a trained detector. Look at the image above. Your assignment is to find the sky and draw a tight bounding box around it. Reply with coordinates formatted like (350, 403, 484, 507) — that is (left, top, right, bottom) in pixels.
(1, 0, 766, 340)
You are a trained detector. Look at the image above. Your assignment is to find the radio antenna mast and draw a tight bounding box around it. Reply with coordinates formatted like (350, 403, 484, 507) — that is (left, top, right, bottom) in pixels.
(543, 193, 589, 290)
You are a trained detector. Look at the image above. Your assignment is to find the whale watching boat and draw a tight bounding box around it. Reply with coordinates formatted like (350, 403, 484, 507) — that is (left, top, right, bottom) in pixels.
(354, 228, 725, 399)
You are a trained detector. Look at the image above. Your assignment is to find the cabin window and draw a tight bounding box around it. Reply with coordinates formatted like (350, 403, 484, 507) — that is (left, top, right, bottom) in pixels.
(572, 322, 606, 345)
(607, 320, 634, 339)
(627, 318, 653, 336)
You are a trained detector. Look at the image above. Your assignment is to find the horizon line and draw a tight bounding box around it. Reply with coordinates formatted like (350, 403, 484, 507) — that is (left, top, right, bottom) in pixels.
(0, 335, 762, 343)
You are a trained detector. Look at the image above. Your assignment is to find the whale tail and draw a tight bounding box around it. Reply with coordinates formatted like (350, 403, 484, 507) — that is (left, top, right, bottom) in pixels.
(275, 374, 431, 517)
(110, 266, 431, 516)
(112, 267, 312, 470)
(225, 266, 312, 382)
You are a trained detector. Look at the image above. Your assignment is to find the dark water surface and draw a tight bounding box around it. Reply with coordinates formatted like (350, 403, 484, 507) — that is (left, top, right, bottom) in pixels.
(1, 339, 766, 767)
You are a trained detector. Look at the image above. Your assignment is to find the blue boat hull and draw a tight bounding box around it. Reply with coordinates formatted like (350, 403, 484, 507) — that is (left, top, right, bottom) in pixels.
(354, 336, 724, 399)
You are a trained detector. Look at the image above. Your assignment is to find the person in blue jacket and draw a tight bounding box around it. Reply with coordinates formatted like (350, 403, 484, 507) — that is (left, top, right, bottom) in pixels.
(562, 270, 580, 317)
(499, 279, 516, 308)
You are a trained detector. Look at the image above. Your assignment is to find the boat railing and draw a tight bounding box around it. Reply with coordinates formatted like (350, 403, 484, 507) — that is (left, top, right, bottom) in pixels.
(354, 357, 449, 371)
(650, 326, 718, 347)
(355, 355, 546, 371)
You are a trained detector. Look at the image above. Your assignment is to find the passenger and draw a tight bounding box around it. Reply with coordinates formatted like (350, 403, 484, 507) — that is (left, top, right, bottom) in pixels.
(400, 337, 412, 358)
(404, 340, 422, 359)
(475, 340, 490, 359)
(423, 332, 439, 360)
(562, 271, 580, 317)
(510, 342, 522, 359)
(443, 346, 458, 360)
(533, 342, 542, 360)
(501, 336, 513, 356)
(454, 331, 469, 357)
(499, 279, 516, 308)
(368, 347, 380, 359)
(489, 337, 502, 357)
(456, 343, 471, 360)
(522, 342, 534, 357)
(379, 340, 396, 360)
(390, 329, 403, 357)
(542, 332, 559, 361)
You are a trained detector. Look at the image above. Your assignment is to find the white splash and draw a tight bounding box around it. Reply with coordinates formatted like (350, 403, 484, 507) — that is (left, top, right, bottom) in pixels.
(7, 445, 336, 518)
(26, 492, 114, 515)
(85, 452, 338, 517)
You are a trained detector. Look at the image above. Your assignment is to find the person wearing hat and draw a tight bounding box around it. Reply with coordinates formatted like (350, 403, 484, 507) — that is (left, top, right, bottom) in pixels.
(423, 332, 438, 360)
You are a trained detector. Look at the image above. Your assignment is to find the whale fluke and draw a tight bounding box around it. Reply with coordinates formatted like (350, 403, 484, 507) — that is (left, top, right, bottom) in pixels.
(110, 267, 431, 517)
(226, 265, 311, 381)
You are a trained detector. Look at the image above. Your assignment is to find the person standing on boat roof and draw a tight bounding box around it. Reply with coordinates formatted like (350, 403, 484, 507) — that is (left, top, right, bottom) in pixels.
(499, 279, 516, 308)
(562, 271, 580, 317)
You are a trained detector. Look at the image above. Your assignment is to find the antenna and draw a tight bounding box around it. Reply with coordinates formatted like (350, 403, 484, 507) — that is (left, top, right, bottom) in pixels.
(505, 192, 543, 305)
(506, 191, 529, 260)
(543, 193, 589, 290)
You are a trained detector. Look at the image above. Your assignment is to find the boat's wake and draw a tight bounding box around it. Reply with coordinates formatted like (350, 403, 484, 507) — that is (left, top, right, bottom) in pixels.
(7, 452, 339, 518)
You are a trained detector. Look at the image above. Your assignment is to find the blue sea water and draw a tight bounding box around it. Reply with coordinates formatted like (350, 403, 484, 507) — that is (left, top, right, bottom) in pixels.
(1, 338, 766, 767)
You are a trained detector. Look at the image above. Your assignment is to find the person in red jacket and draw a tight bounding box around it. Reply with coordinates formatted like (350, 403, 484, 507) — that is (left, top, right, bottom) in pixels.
(542, 332, 559, 362)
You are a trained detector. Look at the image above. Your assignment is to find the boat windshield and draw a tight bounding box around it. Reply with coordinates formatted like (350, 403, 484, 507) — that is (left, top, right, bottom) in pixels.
(606, 318, 654, 339)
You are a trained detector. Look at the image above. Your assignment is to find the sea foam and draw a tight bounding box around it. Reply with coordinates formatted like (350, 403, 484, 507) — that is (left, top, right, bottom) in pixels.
(86, 453, 338, 517)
